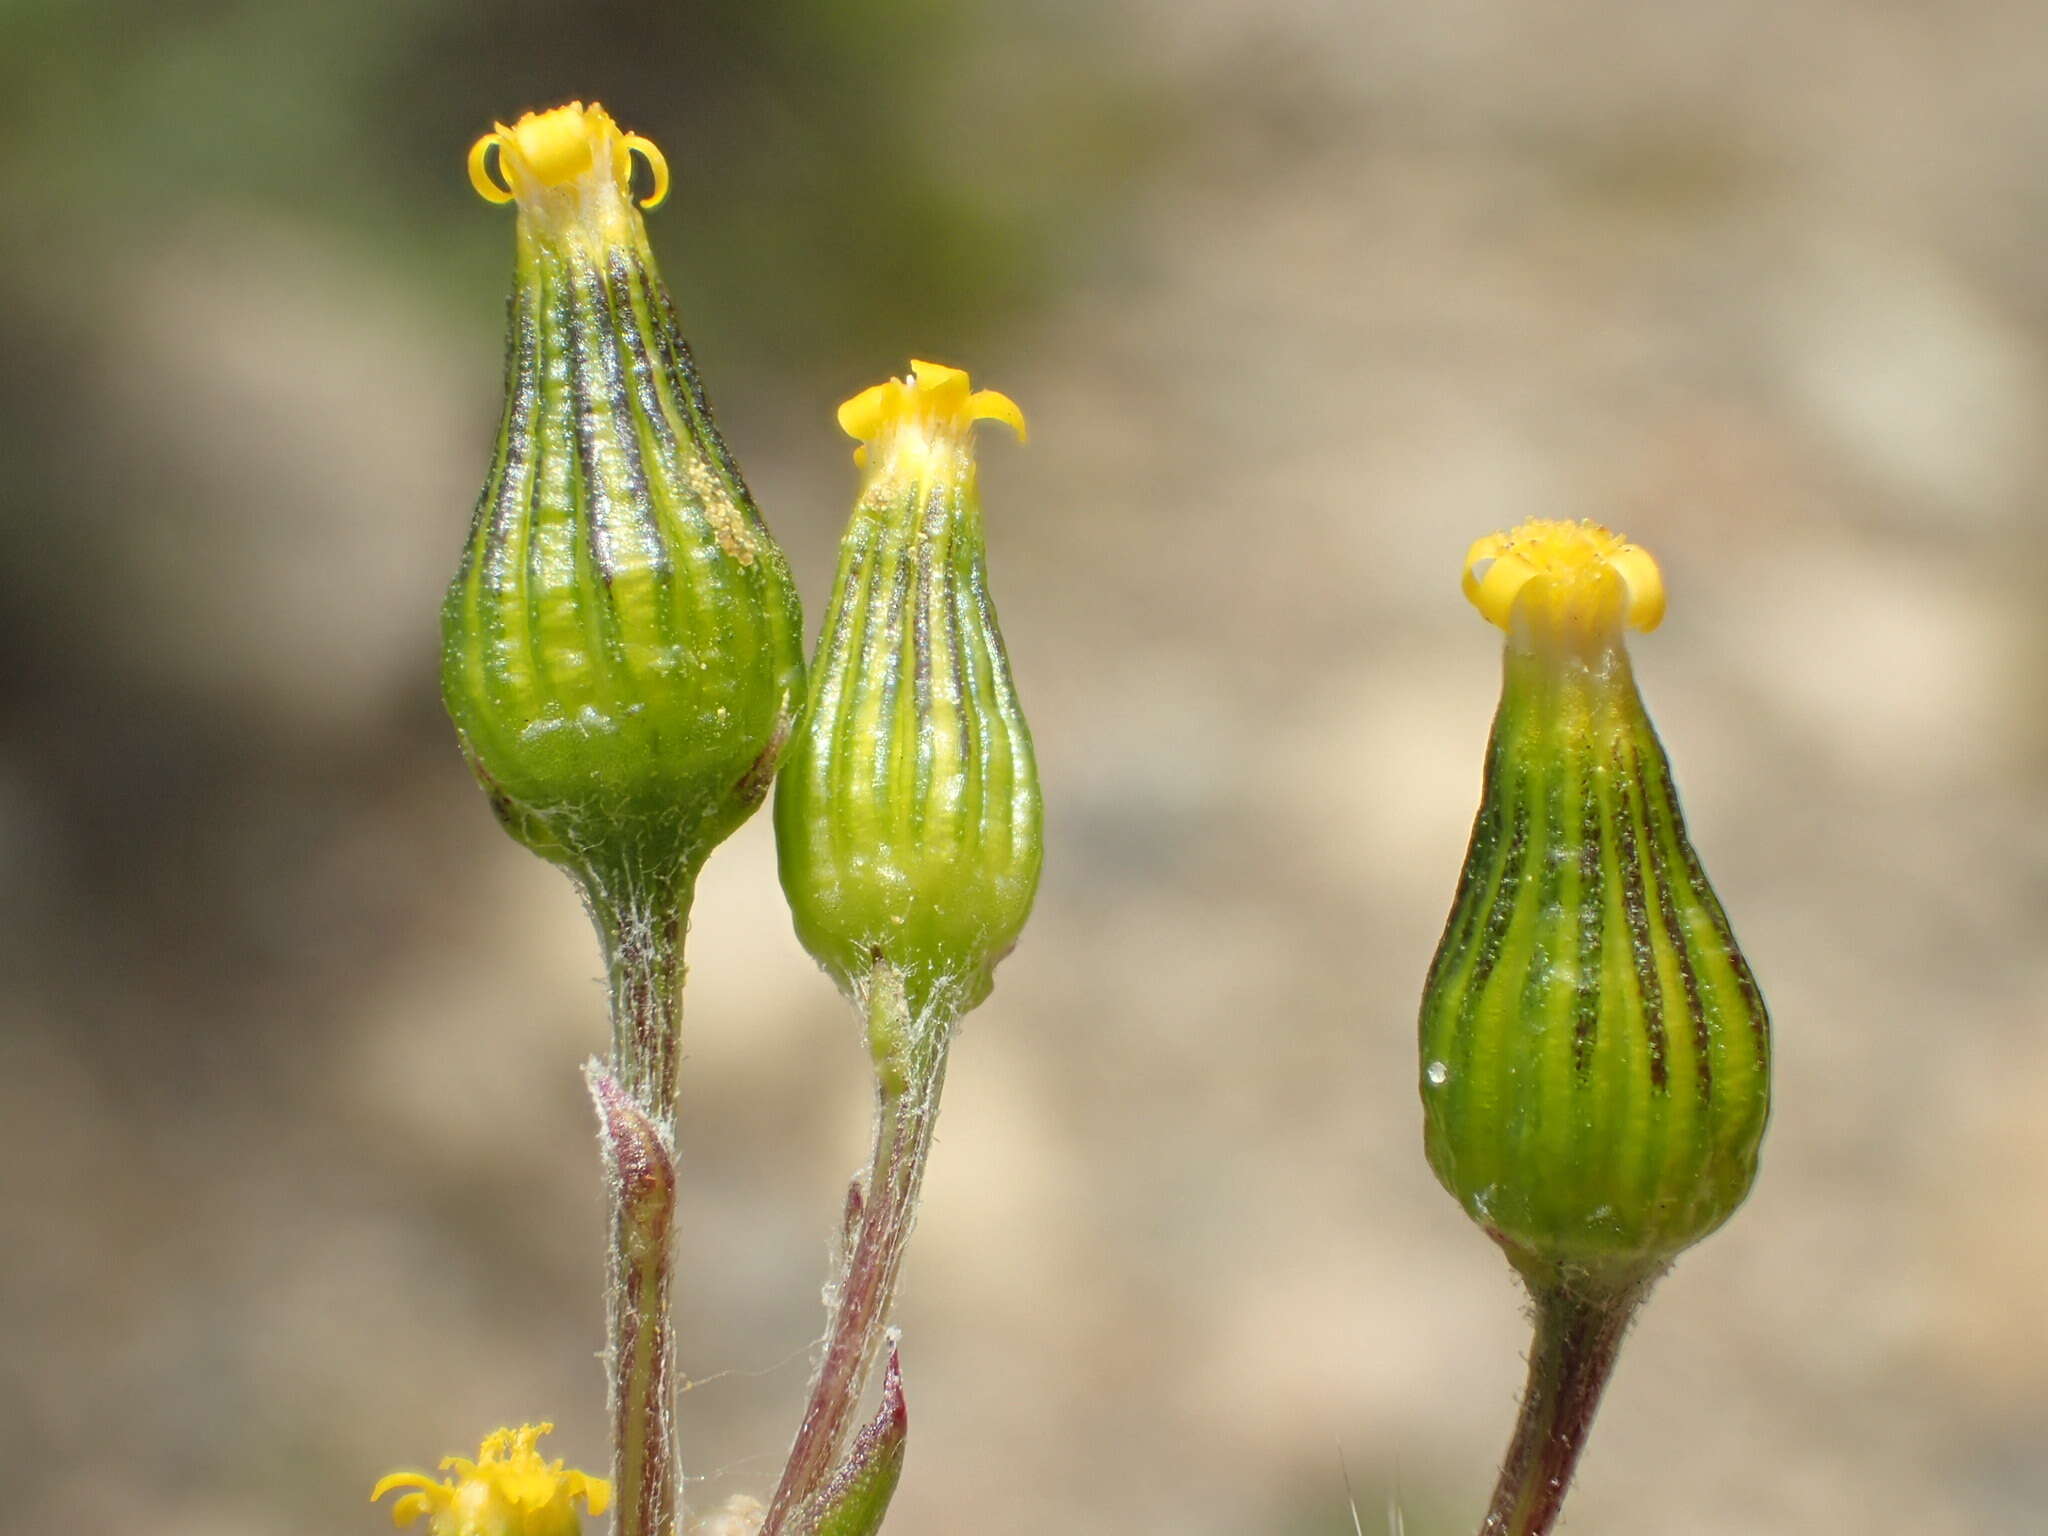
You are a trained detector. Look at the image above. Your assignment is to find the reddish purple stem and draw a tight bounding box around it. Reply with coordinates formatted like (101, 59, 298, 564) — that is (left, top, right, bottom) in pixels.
(1478, 1274, 1652, 1536)
(761, 981, 949, 1536)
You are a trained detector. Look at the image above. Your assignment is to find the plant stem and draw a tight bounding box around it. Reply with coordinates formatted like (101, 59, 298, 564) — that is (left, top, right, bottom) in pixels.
(1478, 1272, 1653, 1536)
(599, 885, 688, 1116)
(762, 971, 951, 1536)
(590, 876, 692, 1536)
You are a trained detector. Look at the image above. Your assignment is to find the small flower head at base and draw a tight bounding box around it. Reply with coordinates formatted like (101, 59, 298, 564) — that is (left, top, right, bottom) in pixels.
(371, 1424, 610, 1536)
(1463, 519, 1665, 653)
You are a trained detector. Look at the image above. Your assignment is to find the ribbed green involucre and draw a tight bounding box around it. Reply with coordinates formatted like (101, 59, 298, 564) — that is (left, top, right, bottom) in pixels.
(774, 403, 1041, 1018)
(1420, 616, 1769, 1286)
(441, 192, 805, 896)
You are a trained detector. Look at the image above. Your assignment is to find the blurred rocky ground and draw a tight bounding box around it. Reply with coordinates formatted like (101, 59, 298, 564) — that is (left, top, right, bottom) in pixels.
(2, 2, 2045, 1533)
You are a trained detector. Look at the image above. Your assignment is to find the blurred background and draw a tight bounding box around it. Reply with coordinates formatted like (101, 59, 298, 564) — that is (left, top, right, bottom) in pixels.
(4, 1, 2046, 1532)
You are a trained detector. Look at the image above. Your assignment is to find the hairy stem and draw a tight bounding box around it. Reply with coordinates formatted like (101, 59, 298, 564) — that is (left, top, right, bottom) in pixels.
(589, 875, 692, 1536)
(1479, 1272, 1653, 1536)
(762, 970, 951, 1536)
(599, 886, 688, 1116)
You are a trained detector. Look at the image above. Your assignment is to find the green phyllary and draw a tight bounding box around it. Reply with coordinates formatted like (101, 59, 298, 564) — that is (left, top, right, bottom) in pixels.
(444, 101, 805, 905)
(774, 358, 1042, 1028)
(1421, 518, 1768, 1292)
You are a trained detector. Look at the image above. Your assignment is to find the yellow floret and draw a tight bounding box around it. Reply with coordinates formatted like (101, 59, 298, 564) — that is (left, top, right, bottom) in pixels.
(468, 101, 668, 209)
(1462, 519, 1665, 635)
(371, 1423, 610, 1536)
(838, 359, 1026, 470)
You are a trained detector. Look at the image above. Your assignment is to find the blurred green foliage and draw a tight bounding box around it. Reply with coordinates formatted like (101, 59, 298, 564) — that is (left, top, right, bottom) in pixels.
(0, 0, 1176, 368)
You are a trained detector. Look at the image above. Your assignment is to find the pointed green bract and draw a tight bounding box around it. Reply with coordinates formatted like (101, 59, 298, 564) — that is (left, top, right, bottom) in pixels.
(443, 103, 805, 899)
(775, 361, 1042, 1019)
(800, 1346, 908, 1536)
(1421, 521, 1769, 1289)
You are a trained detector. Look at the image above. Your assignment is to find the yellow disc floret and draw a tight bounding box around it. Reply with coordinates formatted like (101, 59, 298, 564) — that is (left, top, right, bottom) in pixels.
(371, 1423, 610, 1536)
(1462, 519, 1665, 635)
(468, 101, 669, 210)
(838, 359, 1026, 472)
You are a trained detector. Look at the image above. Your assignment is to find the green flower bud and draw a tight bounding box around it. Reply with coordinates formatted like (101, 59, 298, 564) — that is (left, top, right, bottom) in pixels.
(1420, 520, 1770, 1289)
(443, 103, 805, 893)
(774, 360, 1042, 1019)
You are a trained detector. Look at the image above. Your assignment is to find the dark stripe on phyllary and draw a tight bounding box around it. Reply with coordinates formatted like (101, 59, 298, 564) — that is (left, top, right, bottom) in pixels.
(1573, 760, 1603, 1078)
(1636, 743, 1712, 1104)
(1610, 744, 1669, 1092)
(1424, 734, 1509, 997)
(589, 263, 663, 575)
(634, 245, 749, 500)
(568, 264, 654, 586)
(1518, 772, 1569, 1025)
(1464, 784, 1530, 1001)
(483, 303, 541, 583)
(604, 252, 687, 555)
(911, 523, 937, 721)
(864, 554, 916, 789)
(943, 535, 988, 837)
(1652, 760, 1770, 1069)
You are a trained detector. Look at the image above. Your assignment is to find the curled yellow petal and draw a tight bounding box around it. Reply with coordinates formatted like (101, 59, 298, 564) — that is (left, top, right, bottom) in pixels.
(1460, 532, 1508, 608)
(467, 133, 513, 204)
(621, 132, 669, 208)
(370, 1472, 447, 1530)
(565, 1470, 612, 1517)
(836, 381, 894, 446)
(1474, 548, 1540, 625)
(1461, 519, 1664, 636)
(1605, 542, 1666, 631)
(969, 387, 1028, 443)
(371, 1473, 436, 1501)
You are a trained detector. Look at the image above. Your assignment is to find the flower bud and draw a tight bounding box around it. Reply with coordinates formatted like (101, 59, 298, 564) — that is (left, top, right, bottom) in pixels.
(444, 103, 805, 892)
(774, 361, 1042, 1017)
(1419, 520, 1769, 1289)
(372, 1423, 608, 1536)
